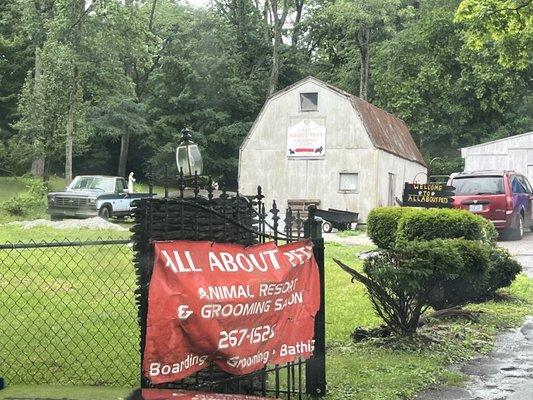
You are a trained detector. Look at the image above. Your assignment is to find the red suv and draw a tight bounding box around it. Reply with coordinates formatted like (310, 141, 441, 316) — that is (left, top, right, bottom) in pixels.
(449, 170, 533, 240)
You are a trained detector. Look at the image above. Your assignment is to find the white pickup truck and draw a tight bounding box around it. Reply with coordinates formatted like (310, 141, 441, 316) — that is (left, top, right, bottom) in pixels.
(47, 175, 153, 220)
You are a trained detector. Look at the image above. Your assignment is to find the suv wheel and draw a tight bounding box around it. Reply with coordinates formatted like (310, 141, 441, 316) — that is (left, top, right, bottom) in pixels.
(508, 214, 524, 241)
(98, 205, 111, 220)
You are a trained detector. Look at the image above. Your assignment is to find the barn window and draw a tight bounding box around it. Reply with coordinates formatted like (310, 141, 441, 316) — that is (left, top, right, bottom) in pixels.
(339, 172, 358, 192)
(300, 92, 318, 112)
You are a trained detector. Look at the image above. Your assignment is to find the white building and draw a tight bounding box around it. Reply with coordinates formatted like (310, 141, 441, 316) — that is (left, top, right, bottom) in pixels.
(238, 76, 427, 222)
(461, 132, 533, 184)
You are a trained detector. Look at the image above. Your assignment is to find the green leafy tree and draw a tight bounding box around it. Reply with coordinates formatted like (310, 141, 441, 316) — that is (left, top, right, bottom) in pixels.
(304, 0, 414, 99)
(372, 0, 532, 155)
(456, 0, 533, 69)
(144, 6, 265, 187)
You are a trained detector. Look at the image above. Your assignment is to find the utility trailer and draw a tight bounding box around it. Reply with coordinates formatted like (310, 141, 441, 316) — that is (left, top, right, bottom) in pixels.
(314, 208, 359, 233)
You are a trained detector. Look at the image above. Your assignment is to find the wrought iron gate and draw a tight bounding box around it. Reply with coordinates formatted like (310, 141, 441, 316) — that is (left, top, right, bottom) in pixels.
(131, 174, 326, 398)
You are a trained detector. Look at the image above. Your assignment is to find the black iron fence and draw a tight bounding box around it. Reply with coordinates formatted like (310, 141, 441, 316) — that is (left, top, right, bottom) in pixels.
(132, 173, 326, 398)
(0, 239, 138, 387)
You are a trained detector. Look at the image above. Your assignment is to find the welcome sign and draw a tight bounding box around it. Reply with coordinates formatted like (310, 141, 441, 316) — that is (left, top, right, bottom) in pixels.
(402, 183, 455, 208)
(143, 240, 320, 384)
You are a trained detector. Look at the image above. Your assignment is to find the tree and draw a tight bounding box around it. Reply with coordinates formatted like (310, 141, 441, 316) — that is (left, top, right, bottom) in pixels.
(0, 1, 35, 152)
(266, 0, 291, 96)
(456, 0, 533, 69)
(144, 5, 265, 187)
(372, 0, 532, 155)
(14, 41, 83, 181)
(305, 0, 412, 99)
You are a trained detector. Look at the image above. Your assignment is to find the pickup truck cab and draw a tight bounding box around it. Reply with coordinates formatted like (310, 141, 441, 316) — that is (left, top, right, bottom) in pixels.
(47, 175, 152, 220)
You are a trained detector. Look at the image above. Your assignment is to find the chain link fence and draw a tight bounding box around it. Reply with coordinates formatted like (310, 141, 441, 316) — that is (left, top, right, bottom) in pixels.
(0, 239, 139, 387)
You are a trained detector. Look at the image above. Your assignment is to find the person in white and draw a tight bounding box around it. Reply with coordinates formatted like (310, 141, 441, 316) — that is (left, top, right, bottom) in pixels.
(128, 172, 136, 193)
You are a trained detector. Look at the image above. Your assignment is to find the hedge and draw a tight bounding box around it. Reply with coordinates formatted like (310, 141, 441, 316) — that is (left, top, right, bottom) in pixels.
(367, 207, 497, 249)
(366, 207, 416, 249)
(397, 208, 488, 243)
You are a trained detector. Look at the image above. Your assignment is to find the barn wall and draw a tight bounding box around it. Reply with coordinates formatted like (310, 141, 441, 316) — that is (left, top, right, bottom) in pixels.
(462, 133, 533, 184)
(375, 151, 428, 208)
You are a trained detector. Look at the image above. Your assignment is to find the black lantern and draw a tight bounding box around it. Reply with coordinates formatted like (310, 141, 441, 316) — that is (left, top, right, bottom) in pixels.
(176, 127, 203, 177)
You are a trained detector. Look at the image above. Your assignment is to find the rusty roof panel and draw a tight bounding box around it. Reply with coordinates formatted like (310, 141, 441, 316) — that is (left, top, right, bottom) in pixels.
(351, 97, 426, 167)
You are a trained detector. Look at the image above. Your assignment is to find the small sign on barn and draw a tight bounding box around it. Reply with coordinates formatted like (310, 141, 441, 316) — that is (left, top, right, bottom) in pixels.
(287, 118, 326, 158)
(402, 183, 455, 208)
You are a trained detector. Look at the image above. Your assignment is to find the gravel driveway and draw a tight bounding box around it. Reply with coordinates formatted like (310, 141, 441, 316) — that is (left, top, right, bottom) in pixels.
(498, 232, 533, 278)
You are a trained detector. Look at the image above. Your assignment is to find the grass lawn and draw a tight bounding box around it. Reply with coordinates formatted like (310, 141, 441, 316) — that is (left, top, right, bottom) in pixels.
(336, 226, 367, 238)
(0, 224, 532, 398)
(0, 224, 130, 243)
(0, 385, 133, 400)
(324, 244, 533, 399)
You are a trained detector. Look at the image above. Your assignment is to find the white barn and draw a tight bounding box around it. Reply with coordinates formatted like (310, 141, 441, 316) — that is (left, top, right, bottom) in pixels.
(461, 132, 533, 184)
(238, 76, 427, 222)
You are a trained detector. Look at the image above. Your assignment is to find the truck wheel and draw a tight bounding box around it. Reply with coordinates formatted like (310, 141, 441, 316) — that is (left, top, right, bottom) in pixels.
(507, 214, 524, 241)
(98, 205, 111, 220)
(322, 221, 333, 233)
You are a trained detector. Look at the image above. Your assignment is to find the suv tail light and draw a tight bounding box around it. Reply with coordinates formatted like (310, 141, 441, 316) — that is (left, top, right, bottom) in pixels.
(506, 195, 514, 212)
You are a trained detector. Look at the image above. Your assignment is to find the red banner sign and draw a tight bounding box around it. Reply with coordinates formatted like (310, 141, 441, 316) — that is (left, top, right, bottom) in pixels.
(143, 240, 320, 384)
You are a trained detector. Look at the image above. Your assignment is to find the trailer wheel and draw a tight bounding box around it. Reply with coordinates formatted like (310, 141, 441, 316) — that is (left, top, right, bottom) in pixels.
(322, 221, 333, 233)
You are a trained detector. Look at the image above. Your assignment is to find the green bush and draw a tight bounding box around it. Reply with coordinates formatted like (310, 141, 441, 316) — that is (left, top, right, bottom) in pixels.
(335, 239, 463, 335)
(367, 207, 494, 249)
(396, 208, 489, 243)
(429, 239, 491, 309)
(485, 247, 522, 294)
(1, 178, 47, 216)
(429, 242, 522, 309)
(367, 207, 416, 249)
(480, 217, 499, 245)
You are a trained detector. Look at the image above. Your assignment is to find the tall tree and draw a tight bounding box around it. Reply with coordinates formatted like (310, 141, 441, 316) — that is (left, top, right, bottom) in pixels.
(115, 0, 171, 178)
(372, 0, 532, 155)
(145, 5, 265, 186)
(304, 0, 412, 99)
(266, 0, 291, 97)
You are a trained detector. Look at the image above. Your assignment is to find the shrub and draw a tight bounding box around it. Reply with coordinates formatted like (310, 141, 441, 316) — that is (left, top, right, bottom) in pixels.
(429, 242, 522, 309)
(480, 218, 499, 245)
(368, 207, 494, 249)
(396, 208, 488, 243)
(1, 178, 47, 216)
(367, 207, 416, 249)
(485, 247, 522, 295)
(335, 239, 463, 335)
(429, 239, 491, 310)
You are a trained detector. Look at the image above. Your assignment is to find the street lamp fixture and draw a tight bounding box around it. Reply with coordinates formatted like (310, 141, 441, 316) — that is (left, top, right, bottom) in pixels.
(176, 127, 203, 177)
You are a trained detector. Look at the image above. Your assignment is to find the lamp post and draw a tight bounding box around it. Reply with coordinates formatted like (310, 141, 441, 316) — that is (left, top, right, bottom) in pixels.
(176, 128, 203, 177)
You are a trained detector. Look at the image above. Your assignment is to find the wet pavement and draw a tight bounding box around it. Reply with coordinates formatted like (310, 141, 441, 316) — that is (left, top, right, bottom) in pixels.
(498, 232, 533, 278)
(416, 232, 533, 400)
